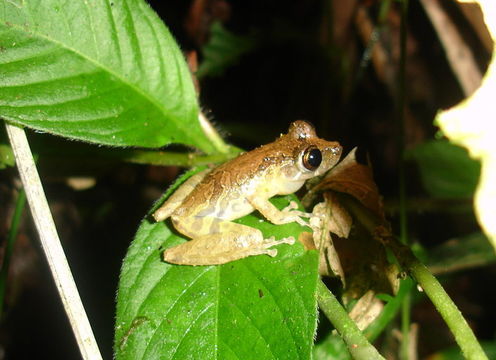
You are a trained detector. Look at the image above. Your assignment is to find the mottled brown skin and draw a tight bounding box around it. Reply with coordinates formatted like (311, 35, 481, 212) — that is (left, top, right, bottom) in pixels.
(154, 121, 342, 265)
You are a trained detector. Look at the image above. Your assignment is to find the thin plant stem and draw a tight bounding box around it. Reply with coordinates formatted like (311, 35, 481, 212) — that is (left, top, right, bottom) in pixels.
(340, 194, 489, 360)
(198, 112, 231, 154)
(317, 280, 385, 360)
(356, 0, 392, 81)
(400, 290, 412, 360)
(394, 244, 488, 360)
(31, 141, 240, 167)
(363, 278, 415, 342)
(397, 1, 410, 358)
(5, 123, 103, 360)
(111, 147, 240, 167)
(0, 188, 26, 317)
(397, 0, 409, 246)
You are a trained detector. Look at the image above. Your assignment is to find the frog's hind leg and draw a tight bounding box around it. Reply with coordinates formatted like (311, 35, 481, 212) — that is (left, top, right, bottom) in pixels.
(163, 220, 295, 265)
(153, 169, 211, 221)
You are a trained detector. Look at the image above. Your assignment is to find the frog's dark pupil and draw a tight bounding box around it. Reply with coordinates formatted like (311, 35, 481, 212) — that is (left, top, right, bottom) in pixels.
(303, 147, 322, 170)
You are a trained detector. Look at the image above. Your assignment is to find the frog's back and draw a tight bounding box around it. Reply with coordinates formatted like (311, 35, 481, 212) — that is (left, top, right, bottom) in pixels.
(174, 139, 294, 219)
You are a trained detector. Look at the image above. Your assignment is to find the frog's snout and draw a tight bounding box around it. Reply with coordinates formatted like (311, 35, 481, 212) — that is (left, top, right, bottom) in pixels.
(331, 145, 342, 156)
(327, 143, 342, 158)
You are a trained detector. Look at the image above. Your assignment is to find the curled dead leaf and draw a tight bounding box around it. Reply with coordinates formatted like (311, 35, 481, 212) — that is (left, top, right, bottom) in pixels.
(314, 148, 385, 221)
(348, 291, 385, 331)
(310, 201, 346, 282)
(324, 192, 353, 239)
(304, 148, 399, 298)
(298, 231, 316, 251)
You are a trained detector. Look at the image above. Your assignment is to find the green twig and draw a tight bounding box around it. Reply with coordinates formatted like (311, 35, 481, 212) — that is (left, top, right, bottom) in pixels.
(317, 280, 385, 360)
(0, 188, 26, 317)
(119, 147, 240, 167)
(31, 141, 240, 168)
(392, 244, 488, 360)
(340, 194, 488, 360)
(356, 0, 392, 82)
(400, 290, 412, 360)
(363, 278, 415, 342)
(397, 1, 410, 357)
(397, 0, 409, 246)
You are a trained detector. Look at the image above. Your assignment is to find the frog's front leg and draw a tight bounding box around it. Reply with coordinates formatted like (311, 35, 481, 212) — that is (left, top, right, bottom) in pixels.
(164, 216, 294, 265)
(248, 196, 311, 227)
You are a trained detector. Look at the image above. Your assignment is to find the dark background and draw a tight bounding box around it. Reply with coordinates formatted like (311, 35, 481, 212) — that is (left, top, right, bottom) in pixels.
(1, 1, 494, 359)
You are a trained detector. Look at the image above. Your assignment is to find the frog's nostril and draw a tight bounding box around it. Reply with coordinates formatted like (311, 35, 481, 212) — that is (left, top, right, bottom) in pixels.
(330, 145, 342, 155)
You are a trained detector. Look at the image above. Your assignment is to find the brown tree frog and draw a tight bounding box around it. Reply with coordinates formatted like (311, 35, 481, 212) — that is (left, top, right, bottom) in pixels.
(154, 121, 342, 265)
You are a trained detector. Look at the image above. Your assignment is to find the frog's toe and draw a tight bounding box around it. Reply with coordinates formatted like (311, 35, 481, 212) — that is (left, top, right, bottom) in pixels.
(264, 236, 295, 247)
(284, 236, 296, 245)
(266, 249, 278, 257)
(283, 201, 299, 212)
(294, 216, 310, 227)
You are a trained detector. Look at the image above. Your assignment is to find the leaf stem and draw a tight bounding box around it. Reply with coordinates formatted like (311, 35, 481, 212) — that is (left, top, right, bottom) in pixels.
(5, 122, 102, 360)
(198, 112, 231, 154)
(397, 1, 410, 356)
(397, 0, 408, 242)
(0, 188, 26, 317)
(363, 278, 415, 342)
(340, 194, 489, 360)
(119, 148, 240, 167)
(317, 280, 385, 360)
(394, 246, 488, 360)
(30, 139, 241, 168)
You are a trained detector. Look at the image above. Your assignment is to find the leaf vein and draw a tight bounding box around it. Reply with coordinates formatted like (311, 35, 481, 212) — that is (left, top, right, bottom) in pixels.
(221, 294, 276, 360)
(121, 0, 145, 82)
(241, 262, 302, 358)
(120, 225, 175, 319)
(102, 0, 123, 68)
(140, 268, 215, 359)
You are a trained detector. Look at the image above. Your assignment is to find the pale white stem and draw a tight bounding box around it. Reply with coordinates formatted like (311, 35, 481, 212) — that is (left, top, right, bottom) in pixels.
(419, 0, 482, 96)
(5, 123, 102, 360)
(198, 112, 230, 154)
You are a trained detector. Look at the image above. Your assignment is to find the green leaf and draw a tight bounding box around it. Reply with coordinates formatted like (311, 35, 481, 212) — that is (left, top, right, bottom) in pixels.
(115, 195, 319, 360)
(427, 341, 496, 360)
(408, 140, 480, 198)
(0, 0, 214, 152)
(196, 22, 256, 78)
(0, 144, 14, 169)
(427, 232, 496, 274)
(313, 334, 351, 360)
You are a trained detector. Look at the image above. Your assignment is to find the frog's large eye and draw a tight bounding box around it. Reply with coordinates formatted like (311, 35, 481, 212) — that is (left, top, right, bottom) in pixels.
(302, 146, 322, 171)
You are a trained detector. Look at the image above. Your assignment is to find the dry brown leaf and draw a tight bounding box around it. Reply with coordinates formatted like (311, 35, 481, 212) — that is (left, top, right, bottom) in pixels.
(333, 224, 400, 299)
(310, 201, 346, 282)
(317, 148, 385, 220)
(456, 1, 493, 53)
(348, 290, 384, 331)
(326, 192, 352, 239)
(419, 0, 482, 96)
(312, 192, 353, 239)
(298, 231, 317, 251)
(303, 148, 399, 297)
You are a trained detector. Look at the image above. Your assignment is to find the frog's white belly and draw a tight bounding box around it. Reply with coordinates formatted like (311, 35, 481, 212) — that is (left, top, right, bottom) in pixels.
(197, 177, 306, 221)
(194, 195, 254, 221)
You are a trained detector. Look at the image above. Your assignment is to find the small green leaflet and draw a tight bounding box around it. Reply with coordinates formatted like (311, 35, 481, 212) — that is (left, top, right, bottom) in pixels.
(0, 0, 214, 152)
(408, 140, 480, 198)
(115, 193, 319, 360)
(196, 22, 256, 79)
